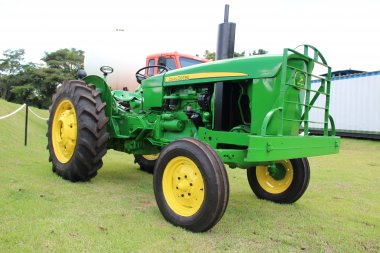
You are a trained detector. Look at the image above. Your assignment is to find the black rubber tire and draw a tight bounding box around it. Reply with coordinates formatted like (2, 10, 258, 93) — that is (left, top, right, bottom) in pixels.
(47, 80, 109, 182)
(247, 158, 310, 204)
(134, 154, 157, 173)
(153, 138, 229, 232)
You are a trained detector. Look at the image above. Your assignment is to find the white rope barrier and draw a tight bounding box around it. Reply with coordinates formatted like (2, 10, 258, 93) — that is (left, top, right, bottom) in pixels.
(28, 107, 49, 121)
(0, 103, 26, 120)
(0, 103, 49, 121)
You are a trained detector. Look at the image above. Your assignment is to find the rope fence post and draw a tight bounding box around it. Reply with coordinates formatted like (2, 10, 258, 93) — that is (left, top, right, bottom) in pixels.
(24, 99, 29, 146)
(0, 102, 49, 146)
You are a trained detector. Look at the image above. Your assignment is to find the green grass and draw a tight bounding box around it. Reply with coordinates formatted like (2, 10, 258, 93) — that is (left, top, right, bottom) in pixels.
(0, 99, 379, 252)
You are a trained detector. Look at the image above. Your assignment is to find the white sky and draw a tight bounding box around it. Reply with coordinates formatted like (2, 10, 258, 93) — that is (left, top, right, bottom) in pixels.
(1, 0, 379, 72)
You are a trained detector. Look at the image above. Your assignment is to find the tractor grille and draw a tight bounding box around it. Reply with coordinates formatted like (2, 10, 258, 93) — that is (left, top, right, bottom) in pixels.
(280, 45, 335, 137)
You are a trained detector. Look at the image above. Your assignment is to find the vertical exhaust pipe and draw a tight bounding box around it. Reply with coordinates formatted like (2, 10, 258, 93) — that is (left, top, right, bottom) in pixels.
(216, 4, 236, 60)
(214, 5, 237, 130)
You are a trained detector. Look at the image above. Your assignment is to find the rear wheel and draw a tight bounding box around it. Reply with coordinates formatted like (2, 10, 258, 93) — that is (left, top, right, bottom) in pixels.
(134, 154, 159, 173)
(247, 158, 310, 203)
(153, 138, 229, 232)
(47, 80, 109, 182)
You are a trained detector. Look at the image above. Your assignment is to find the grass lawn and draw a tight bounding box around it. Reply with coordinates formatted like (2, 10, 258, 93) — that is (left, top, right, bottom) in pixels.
(0, 99, 379, 252)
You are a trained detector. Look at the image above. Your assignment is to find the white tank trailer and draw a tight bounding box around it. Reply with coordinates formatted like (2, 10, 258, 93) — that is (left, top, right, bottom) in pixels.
(83, 29, 160, 91)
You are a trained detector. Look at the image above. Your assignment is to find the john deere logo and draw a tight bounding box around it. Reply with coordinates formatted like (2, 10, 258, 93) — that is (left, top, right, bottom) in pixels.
(294, 71, 306, 88)
(165, 75, 190, 82)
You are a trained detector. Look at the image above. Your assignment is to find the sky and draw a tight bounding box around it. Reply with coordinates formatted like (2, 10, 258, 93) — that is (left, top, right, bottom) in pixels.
(1, 0, 380, 74)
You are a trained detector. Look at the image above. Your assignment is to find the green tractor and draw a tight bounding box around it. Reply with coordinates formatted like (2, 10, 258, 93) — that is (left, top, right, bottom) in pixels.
(47, 45, 340, 232)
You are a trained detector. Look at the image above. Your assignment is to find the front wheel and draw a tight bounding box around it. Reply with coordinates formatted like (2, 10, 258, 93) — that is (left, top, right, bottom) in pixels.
(153, 138, 229, 232)
(247, 158, 310, 203)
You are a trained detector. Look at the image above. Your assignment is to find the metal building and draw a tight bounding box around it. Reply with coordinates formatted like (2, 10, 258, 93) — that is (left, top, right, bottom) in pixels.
(309, 71, 380, 139)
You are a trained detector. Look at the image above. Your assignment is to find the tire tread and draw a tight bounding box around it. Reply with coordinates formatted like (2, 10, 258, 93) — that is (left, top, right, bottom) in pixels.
(47, 80, 108, 182)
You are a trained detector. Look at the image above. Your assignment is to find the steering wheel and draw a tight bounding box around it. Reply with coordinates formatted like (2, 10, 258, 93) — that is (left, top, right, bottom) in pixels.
(100, 66, 114, 77)
(135, 65, 169, 84)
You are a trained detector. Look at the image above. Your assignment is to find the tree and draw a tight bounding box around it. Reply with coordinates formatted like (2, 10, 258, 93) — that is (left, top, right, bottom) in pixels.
(203, 49, 267, 60)
(0, 49, 25, 75)
(0, 49, 27, 100)
(37, 48, 84, 107)
(203, 50, 215, 60)
(42, 48, 84, 77)
(234, 51, 246, 57)
(0, 48, 84, 108)
(249, 49, 268, 56)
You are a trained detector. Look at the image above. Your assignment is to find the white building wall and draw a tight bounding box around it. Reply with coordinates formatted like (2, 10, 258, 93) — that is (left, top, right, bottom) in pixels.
(308, 72, 380, 135)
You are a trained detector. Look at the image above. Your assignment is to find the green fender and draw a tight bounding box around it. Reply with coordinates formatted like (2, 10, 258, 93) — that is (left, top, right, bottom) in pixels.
(82, 75, 115, 118)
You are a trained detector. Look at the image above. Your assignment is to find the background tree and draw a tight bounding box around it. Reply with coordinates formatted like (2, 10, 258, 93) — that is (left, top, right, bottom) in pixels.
(0, 49, 25, 75)
(0, 49, 27, 100)
(249, 49, 268, 56)
(233, 51, 246, 57)
(42, 48, 84, 77)
(203, 50, 215, 60)
(0, 48, 84, 108)
(37, 48, 84, 107)
(203, 49, 267, 60)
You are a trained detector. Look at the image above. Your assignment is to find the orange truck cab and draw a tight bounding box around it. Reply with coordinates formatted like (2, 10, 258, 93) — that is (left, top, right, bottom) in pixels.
(145, 52, 208, 76)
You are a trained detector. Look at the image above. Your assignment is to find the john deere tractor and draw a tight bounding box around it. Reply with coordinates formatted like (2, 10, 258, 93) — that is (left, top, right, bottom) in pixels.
(47, 45, 340, 232)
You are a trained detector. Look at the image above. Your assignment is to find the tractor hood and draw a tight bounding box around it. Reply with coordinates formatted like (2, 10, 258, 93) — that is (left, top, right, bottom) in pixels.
(163, 54, 284, 86)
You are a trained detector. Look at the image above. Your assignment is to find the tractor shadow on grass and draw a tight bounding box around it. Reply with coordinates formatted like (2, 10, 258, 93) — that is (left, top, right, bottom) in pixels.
(95, 159, 153, 186)
(86, 155, 320, 236)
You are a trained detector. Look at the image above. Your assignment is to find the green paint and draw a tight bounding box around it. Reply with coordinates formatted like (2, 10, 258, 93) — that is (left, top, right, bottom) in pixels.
(82, 45, 340, 168)
(268, 163, 286, 180)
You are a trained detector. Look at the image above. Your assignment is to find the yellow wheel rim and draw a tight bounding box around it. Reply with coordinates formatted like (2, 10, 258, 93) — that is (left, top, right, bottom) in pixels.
(256, 160, 294, 194)
(52, 99, 77, 163)
(162, 156, 205, 217)
(142, 154, 159, 161)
